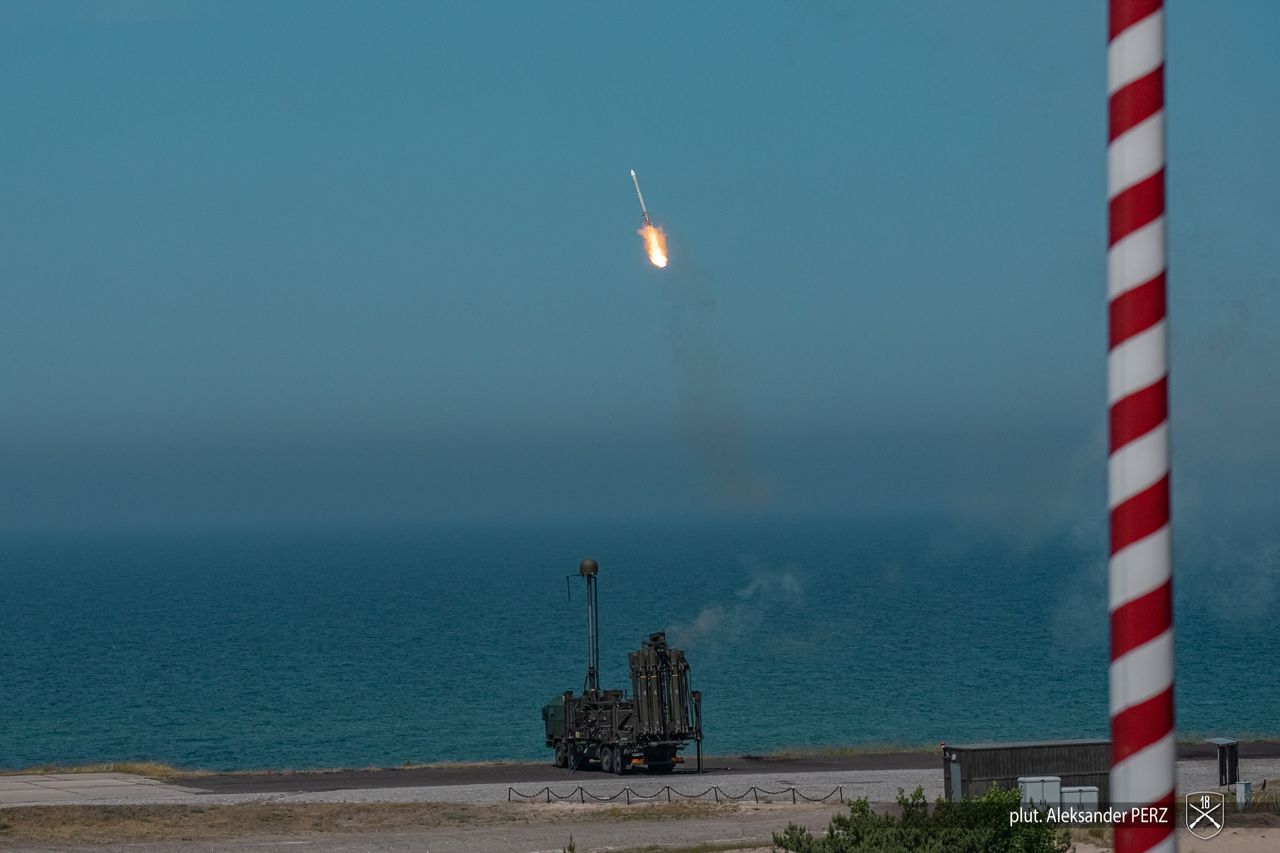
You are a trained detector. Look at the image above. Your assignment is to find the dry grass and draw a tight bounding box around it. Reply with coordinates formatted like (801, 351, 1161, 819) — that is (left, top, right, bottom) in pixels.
(611, 843, 772, 853)
(1178, 782, 1280, 825)
(0, 800, 731, 845)
(594, 801, 727, 822)
(1070, 823, 1114, 846)
(0, 762, 200, 781)
(1245, 778, 1280, 811)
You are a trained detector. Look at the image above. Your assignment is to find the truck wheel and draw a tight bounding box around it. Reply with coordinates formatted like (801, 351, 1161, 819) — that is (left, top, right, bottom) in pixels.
(600, 746, 613, 774)
(554, 742, 567, 768)
(613, 750, 627, 775)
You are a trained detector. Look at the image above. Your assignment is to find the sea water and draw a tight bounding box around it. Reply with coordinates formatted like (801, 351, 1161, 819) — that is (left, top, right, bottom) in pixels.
(1, 517, 1275, 770)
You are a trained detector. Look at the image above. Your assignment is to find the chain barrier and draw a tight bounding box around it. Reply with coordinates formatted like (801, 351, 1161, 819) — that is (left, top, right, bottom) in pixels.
(508, 784, 844, 804)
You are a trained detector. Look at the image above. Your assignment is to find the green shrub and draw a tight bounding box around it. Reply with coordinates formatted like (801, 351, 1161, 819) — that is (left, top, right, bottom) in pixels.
(772, 785, 1071, 853)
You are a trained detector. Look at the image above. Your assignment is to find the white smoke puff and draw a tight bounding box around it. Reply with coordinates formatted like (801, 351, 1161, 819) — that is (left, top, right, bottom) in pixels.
(667, 560, 804, 649)
(737, 570, 803, 601)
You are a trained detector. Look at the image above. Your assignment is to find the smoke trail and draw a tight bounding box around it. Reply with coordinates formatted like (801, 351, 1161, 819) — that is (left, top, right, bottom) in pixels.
(658, 257, 768, 509)
(667, 560, 803, 650)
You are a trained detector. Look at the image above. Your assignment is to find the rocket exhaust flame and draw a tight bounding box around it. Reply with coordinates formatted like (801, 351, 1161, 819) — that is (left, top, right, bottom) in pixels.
(630, 168, 668, 268)
(640, 223, 668, 268)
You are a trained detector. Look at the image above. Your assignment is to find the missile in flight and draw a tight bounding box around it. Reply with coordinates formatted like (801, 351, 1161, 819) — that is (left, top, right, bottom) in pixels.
(629, 168, 667, 268)
(630, 168, 652, 226)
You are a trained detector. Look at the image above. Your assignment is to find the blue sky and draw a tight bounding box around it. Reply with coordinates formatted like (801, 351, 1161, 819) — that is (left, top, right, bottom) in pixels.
(2, 1, 1276, 531)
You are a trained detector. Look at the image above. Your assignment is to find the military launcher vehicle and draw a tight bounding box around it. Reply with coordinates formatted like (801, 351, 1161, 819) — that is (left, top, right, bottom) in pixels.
(542, 558, 703, 774)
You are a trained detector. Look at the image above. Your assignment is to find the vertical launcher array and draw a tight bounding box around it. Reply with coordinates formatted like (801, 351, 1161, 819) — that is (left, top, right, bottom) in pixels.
(630, 632, 697, 741)
(542, 559, 703, 774)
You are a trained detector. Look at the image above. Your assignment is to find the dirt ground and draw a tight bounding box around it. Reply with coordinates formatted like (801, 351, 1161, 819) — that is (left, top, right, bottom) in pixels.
(0, 800, 841, 852)
(1067, 808, 1280, 853)
(1073, 828, 1278, 853)
(5, 752, 1278, 851)
(0, 800, 730, 844)
(3, 801, 1278, 852)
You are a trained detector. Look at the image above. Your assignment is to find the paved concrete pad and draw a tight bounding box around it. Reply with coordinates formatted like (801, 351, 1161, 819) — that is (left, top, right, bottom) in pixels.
(0, 774, 207, 807)
(0, 788, 82, 803)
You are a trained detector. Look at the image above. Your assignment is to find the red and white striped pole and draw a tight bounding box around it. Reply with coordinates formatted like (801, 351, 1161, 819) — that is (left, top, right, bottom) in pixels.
(1107, 1, 1175, 850)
